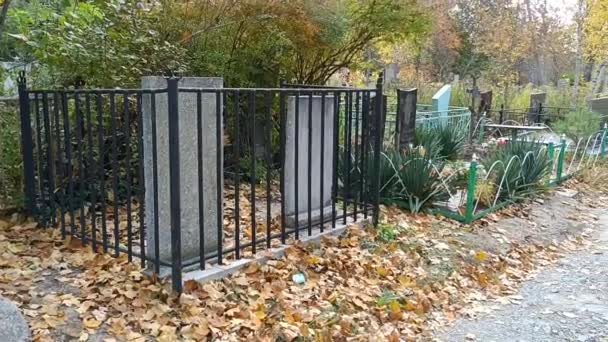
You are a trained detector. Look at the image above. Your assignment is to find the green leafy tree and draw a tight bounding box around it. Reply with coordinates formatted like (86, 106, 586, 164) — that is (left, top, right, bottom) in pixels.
(7, 0, 185, 88)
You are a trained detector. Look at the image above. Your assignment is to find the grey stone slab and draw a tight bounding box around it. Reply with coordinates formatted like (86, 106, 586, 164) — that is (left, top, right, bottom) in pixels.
(142, 76, 223, 267)
(396, 88, 417, 149)
(432, 84, 451, 115)
(284, 95, 335, 227)
(0, 297, 30, 342)
(529, 92, 546, 123)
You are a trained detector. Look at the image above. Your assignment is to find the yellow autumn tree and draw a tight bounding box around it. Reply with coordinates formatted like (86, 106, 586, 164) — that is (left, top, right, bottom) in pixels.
(585, 0, 608, 61)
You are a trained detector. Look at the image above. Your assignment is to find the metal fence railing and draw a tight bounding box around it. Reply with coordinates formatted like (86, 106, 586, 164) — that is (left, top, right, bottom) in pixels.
(17, 72, 385, 292)
(431, 129, 608, 223)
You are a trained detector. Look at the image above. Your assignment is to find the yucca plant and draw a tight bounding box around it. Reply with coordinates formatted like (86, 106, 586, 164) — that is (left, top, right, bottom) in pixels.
(415, 125, 466, 161)
(337, 145, 450, 213)
(482, 139, 551, 201)
(378, 148, 449, 213)
(414, 127, 443, 159)
(436, 124, 466, 160)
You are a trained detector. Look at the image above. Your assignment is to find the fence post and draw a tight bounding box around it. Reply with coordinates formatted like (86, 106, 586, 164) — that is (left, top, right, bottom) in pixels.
(166, 77, 182, 293)
(547, 142, 555, 185)
(556, 135, 566, 182)
(499, 104, 504, 123)
(17, 71, 37, 216)
(371, 73, 384, 226)
(465, 155, 478, 224)
(477, 113, 485, 144)
(601, 123, 607, 158)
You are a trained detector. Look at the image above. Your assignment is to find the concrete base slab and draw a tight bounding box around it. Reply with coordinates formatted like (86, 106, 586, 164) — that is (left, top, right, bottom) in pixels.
(285, 205, 334, 228)
(183, 214, 368, 284)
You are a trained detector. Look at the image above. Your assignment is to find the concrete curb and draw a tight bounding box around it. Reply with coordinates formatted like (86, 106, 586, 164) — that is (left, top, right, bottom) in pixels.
(183, 215, 367, 284)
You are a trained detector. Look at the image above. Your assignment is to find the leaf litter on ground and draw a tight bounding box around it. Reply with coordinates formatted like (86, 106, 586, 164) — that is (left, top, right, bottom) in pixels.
(0, 171, 605, 341)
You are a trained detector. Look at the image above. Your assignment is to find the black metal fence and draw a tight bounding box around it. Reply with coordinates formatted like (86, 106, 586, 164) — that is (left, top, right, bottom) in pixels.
(485, 104, 570, 126)
(17, 71, 384, 292)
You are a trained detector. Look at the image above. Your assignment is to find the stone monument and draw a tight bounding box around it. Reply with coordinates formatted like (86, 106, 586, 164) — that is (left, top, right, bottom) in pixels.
(529, 92, 546, 123)
(432, 84, 452, 122)
(284, 95, 335, 227)
(396, 88, 417, 149)
(142, 76, 223, 269)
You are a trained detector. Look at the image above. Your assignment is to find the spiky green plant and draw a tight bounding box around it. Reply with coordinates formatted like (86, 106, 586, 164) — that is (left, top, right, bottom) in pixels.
(436, 124, 466, 160)
(415, 125, 466, 161)
(379, 148, 449, 213)
(414, 127, 442, 159)
(482, 139, 551, 200)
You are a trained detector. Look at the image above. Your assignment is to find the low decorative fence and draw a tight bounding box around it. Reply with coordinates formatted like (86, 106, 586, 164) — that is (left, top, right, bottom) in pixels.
(431, 129, 608, 223)
(17, 72, 385, 292)
(385, 104, 471, 146)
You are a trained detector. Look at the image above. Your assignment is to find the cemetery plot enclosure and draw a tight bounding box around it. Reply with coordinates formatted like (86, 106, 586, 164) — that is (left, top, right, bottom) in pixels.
(17, 74, 384, 292)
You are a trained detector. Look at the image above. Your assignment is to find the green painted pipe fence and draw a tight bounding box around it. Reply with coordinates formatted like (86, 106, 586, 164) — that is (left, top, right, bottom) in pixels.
(431, 127, 608, 224)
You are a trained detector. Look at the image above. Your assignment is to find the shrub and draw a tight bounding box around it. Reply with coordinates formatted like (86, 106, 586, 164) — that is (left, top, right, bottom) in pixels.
(482, 139, 551, 201)
(0, 104, 23, 209)
(377, 148, 450, 213)
(414, 127, 442, 159)
(415, 124, 466, 161)
(338, 147, 449, 213)
(553, 108, 602, 144)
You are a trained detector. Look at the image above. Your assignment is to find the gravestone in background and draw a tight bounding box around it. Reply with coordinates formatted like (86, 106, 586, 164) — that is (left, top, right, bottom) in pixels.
(478, 91, 493, 114)
(285, 95, 335, 227)
(432, 85, 452, 122)
(142, 76, 223, 270)
(396, 88, 417, 149)
(591, 98, 608, 127)
(384, 63, 400, 85)
(557, 79, 570, 90)
(529, 92, 546, 123)
(370, 94, 388, 144)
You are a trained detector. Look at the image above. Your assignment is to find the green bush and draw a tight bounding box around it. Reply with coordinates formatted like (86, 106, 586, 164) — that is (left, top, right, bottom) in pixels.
(377, 148, 449, 213)
(0, 104, 24, 208)
(415, 125, 466, 161)
(553, 108, 602, 143)
(482, 139, 551, 201)
(337, 147, 449, 213)
(413, 127, 442, 159)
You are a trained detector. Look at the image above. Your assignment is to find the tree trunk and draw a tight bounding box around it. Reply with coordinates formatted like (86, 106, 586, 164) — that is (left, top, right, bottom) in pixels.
(572, 0, 585, 106)
(0, 0, 11, 39)
(589, 62, 607, 100)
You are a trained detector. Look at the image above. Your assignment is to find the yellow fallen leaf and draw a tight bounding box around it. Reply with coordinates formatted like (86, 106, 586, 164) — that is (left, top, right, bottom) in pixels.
(376, 266, 389, 277)
(474, 250, 488, 262)
(83, 317, 102, 329)
(398, 275, 415, 287)
(389, 300, 401, 314)
(254, 309, 266, 320)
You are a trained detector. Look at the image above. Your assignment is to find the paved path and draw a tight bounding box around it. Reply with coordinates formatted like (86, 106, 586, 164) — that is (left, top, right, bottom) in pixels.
(437, 213, 608, 342)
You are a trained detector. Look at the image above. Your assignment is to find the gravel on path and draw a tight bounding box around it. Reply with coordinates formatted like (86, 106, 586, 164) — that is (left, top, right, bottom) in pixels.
(436, 212, 608, 342)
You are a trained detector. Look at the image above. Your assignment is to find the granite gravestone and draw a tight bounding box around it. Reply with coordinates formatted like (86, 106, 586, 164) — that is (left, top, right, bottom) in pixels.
(529, 92, 546, 123)
(284, 95, 335, 227)
(396, 88, 417, 149)
(142, 76, 223, 269)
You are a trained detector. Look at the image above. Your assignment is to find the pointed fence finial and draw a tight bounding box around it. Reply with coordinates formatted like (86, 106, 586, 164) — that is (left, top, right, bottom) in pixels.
(376, 71, 384, 87)
(17, 70, 26, 87)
